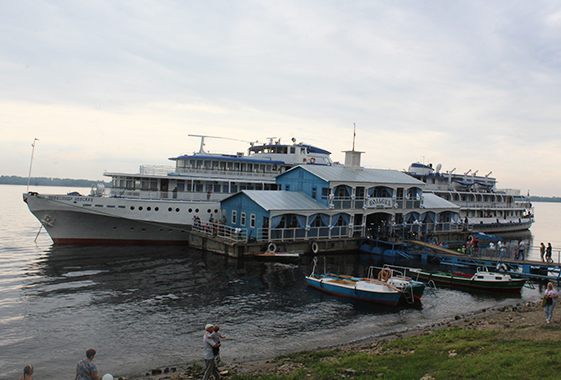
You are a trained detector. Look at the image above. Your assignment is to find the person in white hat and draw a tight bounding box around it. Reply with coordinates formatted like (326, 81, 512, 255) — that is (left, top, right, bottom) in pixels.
(202, 324, 221, 380)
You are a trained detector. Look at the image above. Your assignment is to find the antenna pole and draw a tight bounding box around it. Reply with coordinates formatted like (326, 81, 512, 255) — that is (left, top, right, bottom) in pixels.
(352, 123, 356, 151)
(27, 138, 39, 192)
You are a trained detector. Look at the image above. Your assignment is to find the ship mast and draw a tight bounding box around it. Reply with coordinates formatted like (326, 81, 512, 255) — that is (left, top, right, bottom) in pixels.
(352, 123, 356, 151)
(27, 138, 39, 192)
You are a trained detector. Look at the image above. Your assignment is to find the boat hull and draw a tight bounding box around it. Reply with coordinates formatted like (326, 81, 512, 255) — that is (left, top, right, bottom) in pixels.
(413, 271, 526, 292)
(22, 192, 216, 244)
(253, 253, 302, 262)
(306, 276, 401, 306)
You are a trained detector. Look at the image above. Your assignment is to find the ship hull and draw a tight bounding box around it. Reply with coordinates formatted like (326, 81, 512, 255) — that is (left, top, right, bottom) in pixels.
(23, 192, 219, 244)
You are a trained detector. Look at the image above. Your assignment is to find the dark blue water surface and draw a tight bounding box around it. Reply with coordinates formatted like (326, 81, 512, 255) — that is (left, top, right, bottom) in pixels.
(1, 185, 552, 379)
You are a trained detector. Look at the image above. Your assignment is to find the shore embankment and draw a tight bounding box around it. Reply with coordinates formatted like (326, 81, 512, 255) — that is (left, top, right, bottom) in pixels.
(122, 300, 560, 380)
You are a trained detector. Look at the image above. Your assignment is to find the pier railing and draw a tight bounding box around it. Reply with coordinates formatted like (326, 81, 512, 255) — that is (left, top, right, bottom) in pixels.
(192, 222, 249, 242)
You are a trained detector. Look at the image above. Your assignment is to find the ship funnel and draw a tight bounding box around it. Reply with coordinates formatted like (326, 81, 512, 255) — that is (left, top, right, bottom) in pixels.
(343, 150, 363, 169)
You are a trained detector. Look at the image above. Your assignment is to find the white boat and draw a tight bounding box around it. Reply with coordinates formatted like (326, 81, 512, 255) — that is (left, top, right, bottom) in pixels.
(406, 163, 533, 233)
(23, 136, 333, 244)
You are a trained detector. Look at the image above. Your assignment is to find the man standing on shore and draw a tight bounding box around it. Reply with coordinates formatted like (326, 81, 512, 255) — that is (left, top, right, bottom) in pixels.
(203, 324, 221, 380)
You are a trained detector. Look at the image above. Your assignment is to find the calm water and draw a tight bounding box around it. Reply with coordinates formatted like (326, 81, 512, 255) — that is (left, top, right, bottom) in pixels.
(0, 184, 556, 378)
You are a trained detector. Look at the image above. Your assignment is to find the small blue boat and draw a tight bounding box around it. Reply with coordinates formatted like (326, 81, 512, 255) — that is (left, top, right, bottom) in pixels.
(305, 274, 402, 305)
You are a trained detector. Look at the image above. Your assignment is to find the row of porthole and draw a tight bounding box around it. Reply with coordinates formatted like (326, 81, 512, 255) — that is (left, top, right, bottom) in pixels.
(128, 205, 219, 214)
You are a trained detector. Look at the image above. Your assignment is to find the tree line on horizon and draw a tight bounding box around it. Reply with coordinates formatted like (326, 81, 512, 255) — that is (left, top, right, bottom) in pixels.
(1, 175, 108, 188)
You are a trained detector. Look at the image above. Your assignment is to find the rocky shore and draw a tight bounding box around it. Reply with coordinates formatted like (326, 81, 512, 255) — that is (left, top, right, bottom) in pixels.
(121, 301, 558, 380)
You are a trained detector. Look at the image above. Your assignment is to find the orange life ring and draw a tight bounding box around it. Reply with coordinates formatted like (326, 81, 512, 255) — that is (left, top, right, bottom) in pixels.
(378, 268, 391, 282)
(310, 157, 316, 164)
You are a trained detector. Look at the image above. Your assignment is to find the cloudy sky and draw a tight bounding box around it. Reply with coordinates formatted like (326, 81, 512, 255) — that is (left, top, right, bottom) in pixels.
(2, 1, 561, 196)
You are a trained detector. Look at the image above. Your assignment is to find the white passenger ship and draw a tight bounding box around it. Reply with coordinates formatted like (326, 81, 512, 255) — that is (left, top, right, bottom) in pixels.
(406, 162, 533, 233)
(23, 136, 333, 244)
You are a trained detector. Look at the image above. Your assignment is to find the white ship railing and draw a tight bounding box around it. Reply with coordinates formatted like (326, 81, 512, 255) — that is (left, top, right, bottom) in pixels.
(139, 165, 175, 175)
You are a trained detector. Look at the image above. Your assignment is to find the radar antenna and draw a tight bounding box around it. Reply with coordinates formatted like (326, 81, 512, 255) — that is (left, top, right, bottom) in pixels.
(188, 134, 251, 153)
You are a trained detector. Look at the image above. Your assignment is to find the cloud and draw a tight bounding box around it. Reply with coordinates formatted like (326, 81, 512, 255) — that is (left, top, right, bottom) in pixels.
(1, 1, 561, 195)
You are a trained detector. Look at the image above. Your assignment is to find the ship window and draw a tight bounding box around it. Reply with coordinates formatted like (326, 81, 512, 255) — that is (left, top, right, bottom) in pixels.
(232, 210, 237, 224)
(290, 147, 295, 154)
(130, 206, 135, 210)
(147, 207, 151, 211)
(204, 160, 211, 169)
(212, 161, 219, 169)
(250, 214, 255, 228)
(176, 208, 180, 212)
(155, 207, 159, 211)
(139, 206, 143, 211)
(241, 212, 246, 226)
(312, 187, 317, 199)
(220, 162, 226, 170)
(168, 207, 172, 212)
(195, 208, 199, 212)
(107, 205, 115, 208)
(231, 185, 237, 193)
(234, 162, 240, 170)
(150, 180, 158, 190)
(213, 184, 221, 193)
(141, 180, 150, 189)
(227, 162, 233, 170)
(266, 165, 271, 172)
(118, 205, 125, 209)
(195, 184, 203, 192)
(241, 163, 246, 171)
(247, 163, 253, 172)
(272, 164, 278, 172)
(300, 148, 306, 154)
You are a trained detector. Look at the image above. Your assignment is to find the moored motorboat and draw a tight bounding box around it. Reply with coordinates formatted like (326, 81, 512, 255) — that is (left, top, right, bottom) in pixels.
(253, 250, 302, 262)
(305, 260, 426, 305)
(323, 266, 426, 303)
(305, 274, 402, 306)
(410, 266, 526, 292)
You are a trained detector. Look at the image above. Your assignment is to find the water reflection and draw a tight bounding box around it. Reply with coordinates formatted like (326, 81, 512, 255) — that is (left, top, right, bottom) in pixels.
(7, 246, 541, 379)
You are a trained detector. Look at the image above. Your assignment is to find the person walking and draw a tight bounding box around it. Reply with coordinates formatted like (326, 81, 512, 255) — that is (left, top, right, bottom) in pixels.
(546, 243, 553, 263)
(540, 242, 546, 262)
(203, 324, 221, 380)
(517, 240, 525, 260)
(75, 349, 100, 380)
(543, 282, 559, 323)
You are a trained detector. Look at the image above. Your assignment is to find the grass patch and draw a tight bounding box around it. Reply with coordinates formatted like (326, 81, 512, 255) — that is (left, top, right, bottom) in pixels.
(231, 328, 561, 380)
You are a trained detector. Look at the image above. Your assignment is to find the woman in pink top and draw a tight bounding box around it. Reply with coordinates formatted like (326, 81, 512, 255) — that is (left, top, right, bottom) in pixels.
(543, 282, 559, 324)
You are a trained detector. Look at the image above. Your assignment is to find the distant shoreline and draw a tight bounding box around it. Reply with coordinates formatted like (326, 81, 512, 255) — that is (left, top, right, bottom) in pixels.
(1, 175, 108, 188)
